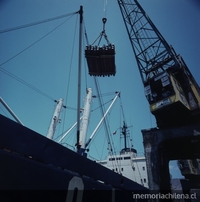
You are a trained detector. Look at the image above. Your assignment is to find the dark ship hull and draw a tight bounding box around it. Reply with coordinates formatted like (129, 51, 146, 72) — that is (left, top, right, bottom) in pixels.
(0, 115, 148, 201)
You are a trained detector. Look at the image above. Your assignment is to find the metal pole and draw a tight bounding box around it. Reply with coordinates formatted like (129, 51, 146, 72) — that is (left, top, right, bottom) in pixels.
(0, 97, 24, 125)
(76, 6, 83, 152)
(85, 92, 120, 148)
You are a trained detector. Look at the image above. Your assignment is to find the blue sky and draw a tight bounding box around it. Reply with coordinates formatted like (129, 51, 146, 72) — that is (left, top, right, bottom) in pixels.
(0, 0, 200, 178)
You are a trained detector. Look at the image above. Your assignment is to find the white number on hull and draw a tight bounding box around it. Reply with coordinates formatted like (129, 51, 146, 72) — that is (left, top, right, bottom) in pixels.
(66, 176, 84, 202)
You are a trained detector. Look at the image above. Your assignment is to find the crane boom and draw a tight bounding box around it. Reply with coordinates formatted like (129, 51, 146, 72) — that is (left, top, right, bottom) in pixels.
(118, 0, 177, 83)
(118, 0, 200, 128)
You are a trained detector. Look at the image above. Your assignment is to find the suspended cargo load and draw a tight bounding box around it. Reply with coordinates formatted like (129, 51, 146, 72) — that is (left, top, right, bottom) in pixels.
(85, 44, 116, 77)
(85, 18, 116, 77)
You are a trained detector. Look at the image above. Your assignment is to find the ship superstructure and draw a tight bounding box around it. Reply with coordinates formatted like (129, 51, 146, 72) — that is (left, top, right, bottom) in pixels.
(98, 122, 148, 188)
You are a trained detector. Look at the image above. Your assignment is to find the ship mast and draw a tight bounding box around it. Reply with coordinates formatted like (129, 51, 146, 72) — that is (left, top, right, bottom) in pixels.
(78, 88, 92, 156)
(76, 6, 83, 153)
(121, 121, 128, 149)
(120, 121, 137, 155)
(47, 98, 64, 140)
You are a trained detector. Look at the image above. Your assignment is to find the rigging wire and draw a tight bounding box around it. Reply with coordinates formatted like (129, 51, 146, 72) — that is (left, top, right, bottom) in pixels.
(90, 131, 102, 160)
(94, 77, 119, 160)
(83, 20, 89, 46)
(91, 98, 114, 112)
(94, 91, 117, 98)
(0, 67, 55, 101)
(64, 14, 78, 106)
(93, 77, 111, 149)
(83, 20, 89, 90)
(82, 7, 118, 160)
(0, 15, 75, 67)
(109, 96, 133, 173)
(0, 11, 78, 34)
(62, 14, 79, 134)
(0, 14, 77, 102)
(118, 103, 146, 182)
(84, 17, 123, 164)
(119, 96, 126, 124)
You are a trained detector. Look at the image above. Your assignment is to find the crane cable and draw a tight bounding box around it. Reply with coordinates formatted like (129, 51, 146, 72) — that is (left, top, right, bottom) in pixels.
(104, 0, 108, 18)
(86, 0, 110, 47)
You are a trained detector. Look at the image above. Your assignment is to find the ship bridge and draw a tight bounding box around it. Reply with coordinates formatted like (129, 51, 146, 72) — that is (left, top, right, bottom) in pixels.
(120, 148, 137, 155)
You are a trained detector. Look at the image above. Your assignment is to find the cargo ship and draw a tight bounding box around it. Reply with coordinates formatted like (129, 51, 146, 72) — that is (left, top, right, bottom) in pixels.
(0, 4, 148, 202)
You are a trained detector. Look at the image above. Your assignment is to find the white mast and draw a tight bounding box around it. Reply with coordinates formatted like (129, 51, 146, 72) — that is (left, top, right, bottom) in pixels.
(47, 98, 64, 140)
(79, 88, 92, 154)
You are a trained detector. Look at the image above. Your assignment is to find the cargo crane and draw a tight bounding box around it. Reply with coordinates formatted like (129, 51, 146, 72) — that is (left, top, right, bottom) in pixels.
(117, 0, 200, 128)
(117, 0, 200, 192)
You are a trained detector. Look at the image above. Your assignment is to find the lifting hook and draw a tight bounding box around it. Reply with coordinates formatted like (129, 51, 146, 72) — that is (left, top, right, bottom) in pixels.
(102, 18, 107, 31)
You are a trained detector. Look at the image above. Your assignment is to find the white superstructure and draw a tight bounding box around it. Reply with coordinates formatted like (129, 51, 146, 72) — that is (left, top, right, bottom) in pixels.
(98, 122, 149, 188)
(98, 148, 148, 188)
